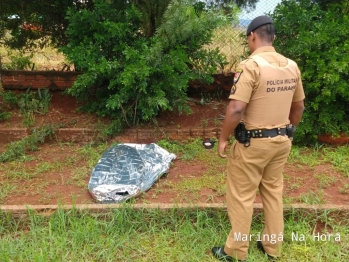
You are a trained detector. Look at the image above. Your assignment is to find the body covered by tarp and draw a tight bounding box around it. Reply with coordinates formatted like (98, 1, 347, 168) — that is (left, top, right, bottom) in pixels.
(88, 143, 176, 203)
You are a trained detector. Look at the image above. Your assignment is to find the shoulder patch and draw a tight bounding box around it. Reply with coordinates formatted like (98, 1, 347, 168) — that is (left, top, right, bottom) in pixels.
(233, 69, 243, 84)
(230, 85, 236, 95)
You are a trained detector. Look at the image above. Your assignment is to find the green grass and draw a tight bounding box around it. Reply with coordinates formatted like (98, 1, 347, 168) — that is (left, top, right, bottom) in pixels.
(0, 183, 16, 203)
(284, 190, 328, 205)
(323, 145, 349, 177)
(288, 145, 324, 167)
(171, 172, 226, 196)
(0, 207, 348, 261)
(315, 173, 337, 189)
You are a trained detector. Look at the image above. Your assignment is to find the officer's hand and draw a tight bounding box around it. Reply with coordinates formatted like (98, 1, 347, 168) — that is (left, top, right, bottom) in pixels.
(218, 140, 228, 158)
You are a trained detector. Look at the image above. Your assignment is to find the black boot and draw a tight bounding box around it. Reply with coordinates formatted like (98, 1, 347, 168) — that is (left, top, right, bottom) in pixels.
(211, 246, 246, 262)
(256, 241, 278, 261)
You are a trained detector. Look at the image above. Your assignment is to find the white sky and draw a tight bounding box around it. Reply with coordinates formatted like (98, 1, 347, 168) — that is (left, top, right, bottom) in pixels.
(239, 0, 282, 20)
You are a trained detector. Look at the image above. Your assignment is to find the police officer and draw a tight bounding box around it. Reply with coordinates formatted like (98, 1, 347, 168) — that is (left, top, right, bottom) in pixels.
(211, 16, 305, 261)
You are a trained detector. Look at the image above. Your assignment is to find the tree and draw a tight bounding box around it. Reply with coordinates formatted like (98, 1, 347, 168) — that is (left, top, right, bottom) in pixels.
(62, 0, 233, 129)
(133, 0, 172, 38)
(0, 0, 259, 49)
(271, 0, 349, 143)
(0, 0, 94, 49)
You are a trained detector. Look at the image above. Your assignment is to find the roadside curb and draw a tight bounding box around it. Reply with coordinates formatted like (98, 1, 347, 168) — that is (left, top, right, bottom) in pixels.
(1, 203, 349, 217)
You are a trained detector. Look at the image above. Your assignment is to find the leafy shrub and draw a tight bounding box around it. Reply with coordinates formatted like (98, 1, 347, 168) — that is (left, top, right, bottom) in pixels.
(272, 0, 349, 143)
(62, 0, 232, 131)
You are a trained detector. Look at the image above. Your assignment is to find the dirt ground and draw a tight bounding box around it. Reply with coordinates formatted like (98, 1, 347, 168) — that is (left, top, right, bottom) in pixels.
(1, 91, 349, 206)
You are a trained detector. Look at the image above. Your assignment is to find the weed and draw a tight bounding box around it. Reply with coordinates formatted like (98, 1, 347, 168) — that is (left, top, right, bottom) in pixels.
(339, 184, 349, 194)
(213, 117, 220, 126)
(93, 119, 123, 142)
(200, 92, 213, 105)
(22, 111, 36, 127)
(201, 118, 208, 128)
(286, 175, 304, 191)
(37, 88, 52, 114)
(315, 173, 337, 189)
(323, 145, 349, 177)
(70, 167, 90, 187)
(0, 111, 11, 121)
(288, 190, 327, 205)
(35, 162, 55, 174)
(0, 90, 18, 108)
(0, 90, 18, 121)
(0, 124, 59, 163)
(171, 173, 225, 196)
(18, 87, 52, 115)
(0, 183, 16, 203)
(38, 193, 54, 205)
(288, 146, 323, 167)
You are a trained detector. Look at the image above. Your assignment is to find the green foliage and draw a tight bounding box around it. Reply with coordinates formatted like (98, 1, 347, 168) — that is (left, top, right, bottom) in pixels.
(133, 0, 172, 38)
(18, 87, 52, 115)
(0, 0, 94, 49)
(0, 124, 58, 163)
(62, 0, 232, 128)
(1, 51, 34, 70)
(0, 90, 17, 121)
(272, 0, 349, 144)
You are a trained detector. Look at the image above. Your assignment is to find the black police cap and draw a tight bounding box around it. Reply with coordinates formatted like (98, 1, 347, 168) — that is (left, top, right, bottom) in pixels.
(246, 15, 273, 36)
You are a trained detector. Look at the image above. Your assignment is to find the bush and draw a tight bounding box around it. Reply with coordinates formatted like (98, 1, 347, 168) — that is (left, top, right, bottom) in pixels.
(272, 0, 349, 144)
(62, 0, 232, 130)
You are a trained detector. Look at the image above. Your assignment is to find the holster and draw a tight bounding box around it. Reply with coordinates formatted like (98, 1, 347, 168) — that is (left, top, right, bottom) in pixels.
(234, 122, 251, 147)
(286, 124, 296, 140)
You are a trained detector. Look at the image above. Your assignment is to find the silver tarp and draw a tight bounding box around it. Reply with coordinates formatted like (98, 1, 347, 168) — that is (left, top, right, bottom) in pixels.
(88, 143, 176, 203)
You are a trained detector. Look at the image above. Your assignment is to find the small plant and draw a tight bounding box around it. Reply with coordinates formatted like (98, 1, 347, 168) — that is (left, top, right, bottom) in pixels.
(201, 119, 208, 128)
(200, 92, 213, 105)
(213, 117, 220, 126)
(0, 111, 11, 121)
(339, 184, 349, 194)
(37, 88, 52, 114)
(323, 146, 349, 177)
(22, 111, 36, 127)
(0, 124, 59, 163)
(212, 88, 223, 101)
(18, 87, 52, 115)
(293, 190, 327, 205)
(0, 90, 18, 108)
(0, 90, 18, 121)
(94, 119, 124, 142)
(315, 173, 337, 189)
(0, 183, 16, 204)
(288, 179, 303, 191)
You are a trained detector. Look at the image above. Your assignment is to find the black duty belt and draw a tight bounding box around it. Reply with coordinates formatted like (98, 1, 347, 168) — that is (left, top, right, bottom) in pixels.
(235, 122, 294, 147)
(248, 127, 287, 138)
